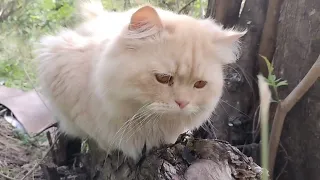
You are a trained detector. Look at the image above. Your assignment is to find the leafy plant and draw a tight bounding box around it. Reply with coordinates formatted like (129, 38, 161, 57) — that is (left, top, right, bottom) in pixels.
(12, 129, 47, 146)
(259, 54, 288, 101)
(0, 0, 76, 90)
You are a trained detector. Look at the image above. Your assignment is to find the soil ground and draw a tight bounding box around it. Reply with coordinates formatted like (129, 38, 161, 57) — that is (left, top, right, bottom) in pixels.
(0, 118, 50, 180)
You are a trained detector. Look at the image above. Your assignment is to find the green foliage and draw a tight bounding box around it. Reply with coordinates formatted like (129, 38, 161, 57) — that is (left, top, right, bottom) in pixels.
(0, 0, 76, 89)
(12, 129, 47, 146)
(0, 0, 207, 90)
(259, 54, 288, 101)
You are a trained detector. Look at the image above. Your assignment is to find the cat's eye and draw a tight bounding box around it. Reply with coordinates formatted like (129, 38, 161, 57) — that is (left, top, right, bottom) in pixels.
(155, 73, 173, 85)
(194, 80, 207, 89)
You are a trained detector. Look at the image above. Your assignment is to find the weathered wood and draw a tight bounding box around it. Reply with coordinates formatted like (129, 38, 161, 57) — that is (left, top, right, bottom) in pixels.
(86, 133, 264, 180)
(272, 0, 320, 179)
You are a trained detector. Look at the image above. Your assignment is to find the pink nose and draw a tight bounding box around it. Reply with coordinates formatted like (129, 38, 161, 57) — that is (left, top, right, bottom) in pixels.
(175, 100, 189, 109)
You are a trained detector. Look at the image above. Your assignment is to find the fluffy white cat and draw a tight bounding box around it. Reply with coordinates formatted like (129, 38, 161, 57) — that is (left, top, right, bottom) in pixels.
(36, 1, 246, 161)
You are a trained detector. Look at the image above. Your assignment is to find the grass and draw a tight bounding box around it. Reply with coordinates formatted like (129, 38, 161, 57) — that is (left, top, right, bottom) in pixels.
(0, 33, 37, 90)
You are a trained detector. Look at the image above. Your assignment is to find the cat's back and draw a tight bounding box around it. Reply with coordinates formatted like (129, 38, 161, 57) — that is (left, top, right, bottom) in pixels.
(36, 29, 99, 117)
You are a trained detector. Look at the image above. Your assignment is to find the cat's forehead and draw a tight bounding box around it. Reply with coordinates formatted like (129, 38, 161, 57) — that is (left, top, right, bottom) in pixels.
(146, 17, 222, 79)
(151, 47, 217, 81)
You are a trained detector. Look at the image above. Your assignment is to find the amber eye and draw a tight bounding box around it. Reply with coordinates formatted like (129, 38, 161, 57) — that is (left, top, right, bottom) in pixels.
(194, 80, 207, 89)
(155, 73, 173, 85)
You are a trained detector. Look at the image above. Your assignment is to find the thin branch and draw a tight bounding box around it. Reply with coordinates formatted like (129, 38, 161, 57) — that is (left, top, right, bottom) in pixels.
(0, 172, 16, 180)
(269, 55, 320, 177)
(178, 0, 196, 14)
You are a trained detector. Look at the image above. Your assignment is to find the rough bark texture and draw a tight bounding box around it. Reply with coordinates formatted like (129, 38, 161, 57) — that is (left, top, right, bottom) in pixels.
(272, 0, 320, 179)
(86, 133, 264, 180)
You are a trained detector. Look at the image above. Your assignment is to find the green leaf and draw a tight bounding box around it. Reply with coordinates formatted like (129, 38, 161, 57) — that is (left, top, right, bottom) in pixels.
(268, 74, 277, 84)
(276, 80, 288, 87)
(259, 54, 274, 76)
(275, 78, 282, 83)
(43, 0, 56, 10)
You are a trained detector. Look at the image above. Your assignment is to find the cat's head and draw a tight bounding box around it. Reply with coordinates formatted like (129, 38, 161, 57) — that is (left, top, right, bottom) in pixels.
(97, 5, 246, 117)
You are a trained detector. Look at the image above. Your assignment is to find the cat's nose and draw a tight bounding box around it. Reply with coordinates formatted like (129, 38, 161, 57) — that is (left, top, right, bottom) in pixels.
(175, 100, 189, 109)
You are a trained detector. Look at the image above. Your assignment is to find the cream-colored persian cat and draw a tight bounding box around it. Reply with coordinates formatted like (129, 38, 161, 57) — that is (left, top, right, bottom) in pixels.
(36, 1, 246, 161)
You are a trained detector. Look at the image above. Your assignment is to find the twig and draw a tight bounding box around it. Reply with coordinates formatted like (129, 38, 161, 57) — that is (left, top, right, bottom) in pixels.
(269, 54, 320, 177)
(46, 131, 57, 164)
(0, 172, 16, 180)
(178, 0, 196, 14)
(20, 134, 60, 180)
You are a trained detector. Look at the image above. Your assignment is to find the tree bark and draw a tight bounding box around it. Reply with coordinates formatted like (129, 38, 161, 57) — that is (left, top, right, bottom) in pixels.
(272, 0, 320, 179)
(85, 133, 264, 180)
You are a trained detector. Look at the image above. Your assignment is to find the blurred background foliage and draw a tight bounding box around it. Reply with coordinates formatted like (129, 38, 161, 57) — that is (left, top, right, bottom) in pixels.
(0, 0, 208, 90)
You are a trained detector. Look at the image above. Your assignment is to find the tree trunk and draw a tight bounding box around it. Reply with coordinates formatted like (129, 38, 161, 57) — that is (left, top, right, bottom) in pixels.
(85, 133, 263, 180)
(272, 0, 320, 179)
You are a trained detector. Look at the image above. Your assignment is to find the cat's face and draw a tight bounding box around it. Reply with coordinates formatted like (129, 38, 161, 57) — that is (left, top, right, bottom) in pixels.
(98, 6, 245, 117)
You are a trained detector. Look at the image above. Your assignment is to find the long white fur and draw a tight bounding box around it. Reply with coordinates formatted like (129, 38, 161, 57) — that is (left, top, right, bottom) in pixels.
(36, 2, 246, 161)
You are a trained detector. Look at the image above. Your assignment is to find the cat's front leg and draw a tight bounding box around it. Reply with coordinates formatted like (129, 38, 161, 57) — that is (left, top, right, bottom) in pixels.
(57, 116, 88, 138)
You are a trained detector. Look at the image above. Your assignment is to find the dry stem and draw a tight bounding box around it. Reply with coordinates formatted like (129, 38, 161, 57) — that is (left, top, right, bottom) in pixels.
(269, 55, 320, 177)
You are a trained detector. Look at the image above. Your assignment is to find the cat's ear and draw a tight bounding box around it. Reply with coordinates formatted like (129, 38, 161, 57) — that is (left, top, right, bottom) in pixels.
(214, 30, 247, 44)
(129, 5, 163, 32)
(209, 23, 247, 64)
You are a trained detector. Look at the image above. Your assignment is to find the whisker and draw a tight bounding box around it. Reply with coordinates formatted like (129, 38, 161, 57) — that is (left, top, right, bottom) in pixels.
(123, 111, 157, 143)
(115, 103, 152, 136)
(107, 103, 153, 153)
(219, 99, 251, 119)
(150, 112, 163, 137)
(125, 112, 161, 143)
(225, 64, 256, 92)
(116, 106, 156, 147)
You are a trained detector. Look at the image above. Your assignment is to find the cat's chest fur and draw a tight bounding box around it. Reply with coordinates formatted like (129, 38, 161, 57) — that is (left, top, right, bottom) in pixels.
(51, 83, 190, 160)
